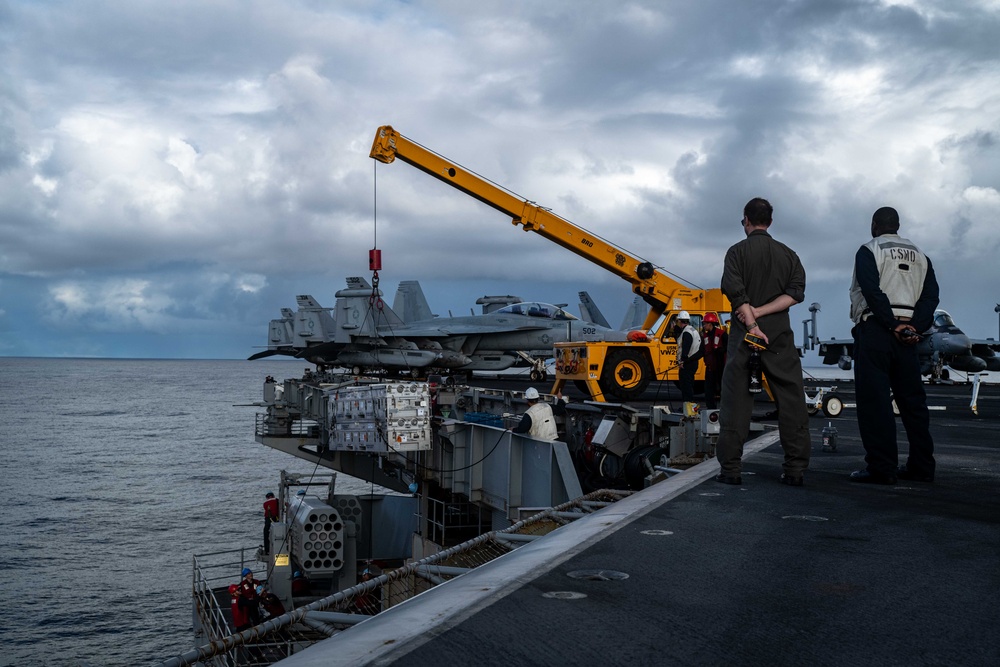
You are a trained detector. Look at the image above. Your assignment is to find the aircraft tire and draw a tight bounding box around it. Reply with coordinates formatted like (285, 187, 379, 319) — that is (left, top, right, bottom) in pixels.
(822, 393, 844, 418)
(530, 369, 546, 382)
(599, 349, 653, 401)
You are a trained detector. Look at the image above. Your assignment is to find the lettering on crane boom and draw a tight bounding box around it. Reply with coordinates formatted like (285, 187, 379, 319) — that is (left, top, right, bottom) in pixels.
(581, 238, 594, 248)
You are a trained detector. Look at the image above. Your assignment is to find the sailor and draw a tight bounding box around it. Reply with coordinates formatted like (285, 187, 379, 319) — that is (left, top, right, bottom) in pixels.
(674, 311, 701, 403)
(260, 591, 286, 619)
(700, 312, 728, 409)
(291, 570, 311, 596)
(228, 583, 250, 632)
(848, 206, 939, 484)
(236, 567, 263, 627)
(512, 388, 566, 441)
(716, 197, 811, 486)
(262, 492, 279, 555)
(352, 568, 380, 615)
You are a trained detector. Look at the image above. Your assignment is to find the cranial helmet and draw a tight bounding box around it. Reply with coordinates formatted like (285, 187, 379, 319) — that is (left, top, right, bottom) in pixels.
(242, 567, 252, 577)
(703, 312, 720, 324)
(524, 387, 540, 400)
(678, 311, 691, 320)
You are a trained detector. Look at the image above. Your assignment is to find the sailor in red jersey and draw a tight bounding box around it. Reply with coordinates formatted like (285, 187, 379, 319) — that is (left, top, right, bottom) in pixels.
(229, 583, 250, 632)
(700, 312, 728, 409)
(237, 567, 263, 627)
(262, 492, 279, 555)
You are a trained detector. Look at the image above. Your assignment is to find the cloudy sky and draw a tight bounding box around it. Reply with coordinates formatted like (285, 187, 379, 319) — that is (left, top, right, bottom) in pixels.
(1, 0, 998, 360)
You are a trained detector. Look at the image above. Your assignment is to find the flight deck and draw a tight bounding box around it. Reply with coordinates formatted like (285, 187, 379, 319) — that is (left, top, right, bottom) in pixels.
(274, 379, 999, 667)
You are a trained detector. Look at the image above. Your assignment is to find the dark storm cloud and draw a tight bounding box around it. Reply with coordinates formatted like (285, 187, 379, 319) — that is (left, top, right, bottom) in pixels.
(0, 0, 997, 357)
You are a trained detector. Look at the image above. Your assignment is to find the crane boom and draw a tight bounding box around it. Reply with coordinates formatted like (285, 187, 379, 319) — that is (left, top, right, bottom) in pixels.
(369, 125, 731, 402)
(370, 125, 688, 324)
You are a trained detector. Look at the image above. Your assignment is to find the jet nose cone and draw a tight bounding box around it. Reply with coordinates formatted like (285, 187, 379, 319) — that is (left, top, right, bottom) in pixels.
(953, 333, 974, 355)
(938, 333, 973, 356)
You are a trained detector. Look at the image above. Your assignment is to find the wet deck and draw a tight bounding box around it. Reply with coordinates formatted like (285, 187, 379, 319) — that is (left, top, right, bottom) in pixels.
(275, 380, 1000, 667)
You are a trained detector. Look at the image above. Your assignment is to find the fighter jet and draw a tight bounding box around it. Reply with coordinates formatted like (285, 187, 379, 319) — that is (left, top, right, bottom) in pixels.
(818, 309, 1000, 380)
(249, 277, 628, 377)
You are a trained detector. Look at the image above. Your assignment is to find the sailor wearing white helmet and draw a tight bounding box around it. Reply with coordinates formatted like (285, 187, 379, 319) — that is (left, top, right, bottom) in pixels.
(674, 310, 701, 403)
(512, 387, 567, 441)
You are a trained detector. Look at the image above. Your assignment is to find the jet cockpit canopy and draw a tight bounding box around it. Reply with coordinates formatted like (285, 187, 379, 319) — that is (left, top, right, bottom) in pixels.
(496, 302, 578, 321)
(933, 310, 956, 328)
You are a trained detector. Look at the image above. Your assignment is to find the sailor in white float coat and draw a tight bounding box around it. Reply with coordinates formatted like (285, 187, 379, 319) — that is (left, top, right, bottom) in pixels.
(512, 387, 566, 441)
(848, 206, 939, 485)
(675, 310, 701, 404)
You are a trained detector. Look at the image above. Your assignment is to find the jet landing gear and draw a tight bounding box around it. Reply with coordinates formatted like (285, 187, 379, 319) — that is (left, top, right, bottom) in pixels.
(516, 352, 550, 382)
(805, 386, 846, 418)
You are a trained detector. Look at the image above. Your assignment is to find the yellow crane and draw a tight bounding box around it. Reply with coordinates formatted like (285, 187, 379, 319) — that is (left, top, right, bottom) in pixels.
(370, 125, 730, 401)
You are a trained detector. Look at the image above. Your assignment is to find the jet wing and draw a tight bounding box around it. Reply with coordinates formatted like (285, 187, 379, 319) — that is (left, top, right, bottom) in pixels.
(969, 338, 1000, 371)
(383, 323, 549, 337)
(292, 341, 346, 363)
(248, 348, 296, 361)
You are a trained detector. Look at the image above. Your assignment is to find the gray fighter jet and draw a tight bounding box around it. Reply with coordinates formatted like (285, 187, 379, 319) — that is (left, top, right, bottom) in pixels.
(249, 277, 627, 376)
(818, 309, 1000, 380)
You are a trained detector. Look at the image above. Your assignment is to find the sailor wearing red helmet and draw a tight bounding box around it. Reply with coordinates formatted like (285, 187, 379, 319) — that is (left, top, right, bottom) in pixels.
(701, 312, 728, 409)
(229, 583, 251, 631)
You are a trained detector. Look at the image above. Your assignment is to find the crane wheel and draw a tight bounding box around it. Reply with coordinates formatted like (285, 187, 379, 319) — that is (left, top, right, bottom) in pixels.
(599, 349, 653, 401)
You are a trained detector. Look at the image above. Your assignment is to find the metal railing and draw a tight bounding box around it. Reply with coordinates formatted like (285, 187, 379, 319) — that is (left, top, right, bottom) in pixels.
(418, 494, 491, 547)
(159, 489, 630, 667)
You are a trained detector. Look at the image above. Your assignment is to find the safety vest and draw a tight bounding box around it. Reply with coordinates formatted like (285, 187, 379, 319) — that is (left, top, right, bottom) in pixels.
(676, 324, 701, 361)
(850, 234, 929, 324)
(230, 590, 249, 628)
(525, 402, 558, 441)
(238, 577, 260, 601)
(701, 329, 726, 368)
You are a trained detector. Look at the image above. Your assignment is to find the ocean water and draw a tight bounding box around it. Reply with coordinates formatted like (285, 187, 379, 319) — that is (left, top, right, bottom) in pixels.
(0, 358, 372, 667)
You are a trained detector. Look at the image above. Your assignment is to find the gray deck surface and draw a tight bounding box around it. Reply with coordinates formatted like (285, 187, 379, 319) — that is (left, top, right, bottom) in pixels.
(278, 381, 1000, 667)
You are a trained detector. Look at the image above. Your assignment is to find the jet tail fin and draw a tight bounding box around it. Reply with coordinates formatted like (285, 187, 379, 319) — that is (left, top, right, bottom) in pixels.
(620, 296, 650, 331)
(577, 291, 612, 328)
(393, 280, 435, 323)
